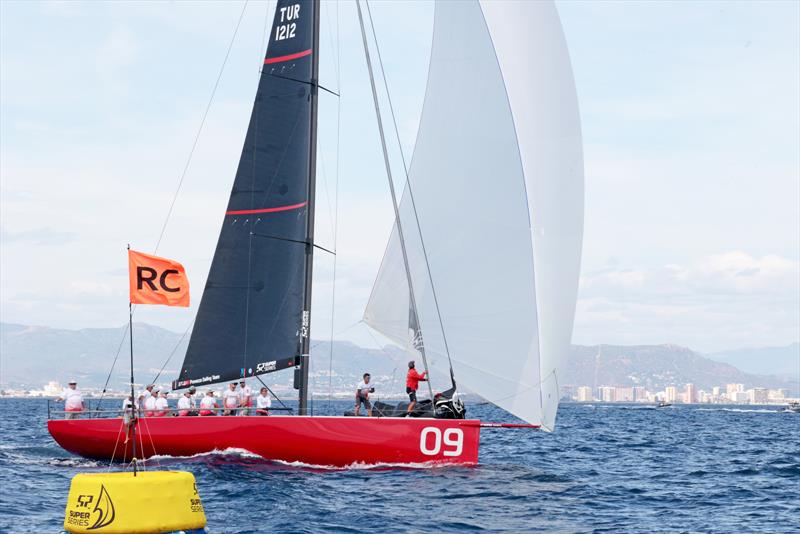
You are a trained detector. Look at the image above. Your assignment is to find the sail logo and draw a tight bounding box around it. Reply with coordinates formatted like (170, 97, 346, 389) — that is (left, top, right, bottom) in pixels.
(256, 360, 277, 373)
(67, 484, 115, 530)
(275, 4, 300, 41)
(301, 310, 310, 338)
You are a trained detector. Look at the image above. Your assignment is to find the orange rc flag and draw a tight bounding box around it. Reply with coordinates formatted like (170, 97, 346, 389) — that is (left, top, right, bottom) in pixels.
(128, 249, 190, 307)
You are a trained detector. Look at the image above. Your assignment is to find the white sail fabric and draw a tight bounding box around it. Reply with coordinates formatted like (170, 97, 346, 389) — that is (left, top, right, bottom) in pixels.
(364, 0, 583, 431)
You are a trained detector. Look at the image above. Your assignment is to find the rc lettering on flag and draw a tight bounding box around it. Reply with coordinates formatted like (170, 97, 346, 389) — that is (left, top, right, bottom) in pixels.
(128, 249, 189, 307)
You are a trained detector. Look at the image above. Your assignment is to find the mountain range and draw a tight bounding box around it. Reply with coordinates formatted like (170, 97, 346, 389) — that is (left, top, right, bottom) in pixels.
(1, 322, 797, 396)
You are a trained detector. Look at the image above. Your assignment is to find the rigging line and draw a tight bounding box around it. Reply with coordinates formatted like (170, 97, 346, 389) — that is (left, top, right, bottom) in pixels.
(102, 2, 249, 401)
(356, 0, 434, 402)
(251, 231, 336, 255)
(260, 1, 273, 77)
(97, 323, 130, 404)
(324, 0, 340, 85)
(150, 318, 195, 386)
(265, 72, 340, 96)
(365, 0, 456, 386)
(100, 1, 249, 402)
(317, 134, 336, 242)
(254, 374, 291, 412)
(362, 321, 406, 366)
(325, 0, 342, 411)
(153, 0, 249, 254)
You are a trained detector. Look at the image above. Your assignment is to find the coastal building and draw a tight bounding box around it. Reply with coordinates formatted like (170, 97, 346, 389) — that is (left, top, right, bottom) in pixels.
(599, 386, 616, 402)
(726, 383, 744, 398)
(748, 388, 768, 404)
(768, 389, 788, 401)
(665, 386, 678, 403)
(712, 386, 721, 398)
(731, 391, 749, 403)
(685, 383, 697, 404)
(577, 386, 593, 402)
(633, 386, 647, 402)
(615, 387, 634, 402)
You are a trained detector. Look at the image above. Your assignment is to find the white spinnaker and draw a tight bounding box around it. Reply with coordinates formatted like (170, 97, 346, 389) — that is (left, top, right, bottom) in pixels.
(364, 0, 583, 431)
(480, 0, 584, 429)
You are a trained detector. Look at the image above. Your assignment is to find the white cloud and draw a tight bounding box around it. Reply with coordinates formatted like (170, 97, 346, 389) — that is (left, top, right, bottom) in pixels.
(575, 251, 800, 351)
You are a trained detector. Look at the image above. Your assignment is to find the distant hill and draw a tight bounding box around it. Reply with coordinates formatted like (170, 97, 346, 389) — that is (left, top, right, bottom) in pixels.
(0, 322, 404, 395)
(705, 343, 799, 379)
(1, 322, 796, 396)
(562, 344, 797, 394)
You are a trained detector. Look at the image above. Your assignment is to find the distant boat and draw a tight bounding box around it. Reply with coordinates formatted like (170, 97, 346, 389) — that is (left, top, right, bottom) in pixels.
(787, 401, 800, 413)
(656, 401, 672, 408)
(48, 0, 583, 467)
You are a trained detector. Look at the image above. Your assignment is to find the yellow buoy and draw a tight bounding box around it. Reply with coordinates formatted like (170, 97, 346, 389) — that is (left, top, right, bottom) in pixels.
(63, 470, 206, 533)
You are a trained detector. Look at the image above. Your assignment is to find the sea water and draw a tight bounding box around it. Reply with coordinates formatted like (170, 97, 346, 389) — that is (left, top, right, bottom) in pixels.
(0, 398, 797, 532)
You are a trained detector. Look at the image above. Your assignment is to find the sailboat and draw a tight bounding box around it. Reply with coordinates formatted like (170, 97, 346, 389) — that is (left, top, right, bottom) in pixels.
(48, 0, 583, 467)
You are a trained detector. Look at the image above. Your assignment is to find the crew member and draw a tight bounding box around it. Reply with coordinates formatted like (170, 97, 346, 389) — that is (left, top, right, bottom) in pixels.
(120, 395, 137, 443)
(405, 361, 427, 415)
(238, 380, 252, 416)
(122, 395, 137, 424)
(139, 384, 155, 404)
(57, 380, 85, 419)
(143, 387, 159, 417)
(189, 387, 200, 410)
(199, 391, 218, 416)
(178, 391, 194, 416)
(255, 387, 271, 416)
(222, 383, 239, 416)
(154, 391, 170, 417)
(354, 373, 374, 417)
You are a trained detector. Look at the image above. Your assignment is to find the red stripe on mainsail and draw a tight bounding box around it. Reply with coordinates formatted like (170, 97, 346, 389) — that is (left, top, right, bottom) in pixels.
(264, 49, 312, 65)
(226, 201, 307, 216)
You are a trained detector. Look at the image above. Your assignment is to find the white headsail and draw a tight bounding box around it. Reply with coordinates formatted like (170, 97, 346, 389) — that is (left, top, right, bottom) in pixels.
(364, 0, 583, 431)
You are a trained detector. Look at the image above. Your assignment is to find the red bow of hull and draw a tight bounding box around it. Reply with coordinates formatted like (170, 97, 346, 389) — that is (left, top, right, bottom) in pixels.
(47, 416, 481, 467)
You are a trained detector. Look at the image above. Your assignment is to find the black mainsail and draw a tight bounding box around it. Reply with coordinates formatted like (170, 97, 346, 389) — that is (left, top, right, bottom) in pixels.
(173, 0, 319, 414)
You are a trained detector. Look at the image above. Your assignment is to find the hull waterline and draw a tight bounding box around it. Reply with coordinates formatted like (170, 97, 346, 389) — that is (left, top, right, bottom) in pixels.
(48, 416, 481, 467)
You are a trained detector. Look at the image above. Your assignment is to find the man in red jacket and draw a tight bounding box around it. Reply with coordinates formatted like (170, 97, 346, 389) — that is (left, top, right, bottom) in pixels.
(406, 361, 427, 415)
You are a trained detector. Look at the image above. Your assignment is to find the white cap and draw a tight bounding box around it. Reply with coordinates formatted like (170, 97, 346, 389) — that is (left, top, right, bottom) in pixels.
(68, 379, 77, 384)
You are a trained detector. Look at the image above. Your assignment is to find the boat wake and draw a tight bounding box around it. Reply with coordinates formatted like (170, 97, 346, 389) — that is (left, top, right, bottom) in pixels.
(696, 408, 782, 414)
(141, 447, 463, 471)
(0, 444, 103, 469)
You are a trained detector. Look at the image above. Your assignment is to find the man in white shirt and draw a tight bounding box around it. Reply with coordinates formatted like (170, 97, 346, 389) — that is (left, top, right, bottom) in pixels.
(177, 391, 194, 416)
(154, 391, 170, 417)
(255, 387, 271, 415)
(354, 373, 374, 417)
(238, 380, 252, 416)
(57, 380, 84, 419)
(139, 384, 155, 405)
(189, 387, 199, 410)
(143, 387, 159, 417)
(199, 391, 218, 416)
(222, 382, 239, 416)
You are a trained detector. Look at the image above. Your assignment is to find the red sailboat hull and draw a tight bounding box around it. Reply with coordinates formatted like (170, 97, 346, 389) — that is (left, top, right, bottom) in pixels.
(48, 416, 481, 467)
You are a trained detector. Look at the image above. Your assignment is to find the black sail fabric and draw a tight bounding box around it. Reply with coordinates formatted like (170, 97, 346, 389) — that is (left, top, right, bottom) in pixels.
(173, 0, 316, 390)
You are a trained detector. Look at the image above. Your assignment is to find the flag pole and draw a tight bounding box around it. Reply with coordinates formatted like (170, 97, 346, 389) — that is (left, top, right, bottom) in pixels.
(127, 244, 138, 476)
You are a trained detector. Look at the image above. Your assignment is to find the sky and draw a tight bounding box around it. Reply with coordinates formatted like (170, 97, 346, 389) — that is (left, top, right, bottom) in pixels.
(1, 0, 798, 354)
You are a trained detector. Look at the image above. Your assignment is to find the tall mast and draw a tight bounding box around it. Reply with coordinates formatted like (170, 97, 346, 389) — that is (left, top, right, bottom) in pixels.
(356, 0, 435, 402)
(297, 0, 321, 416)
